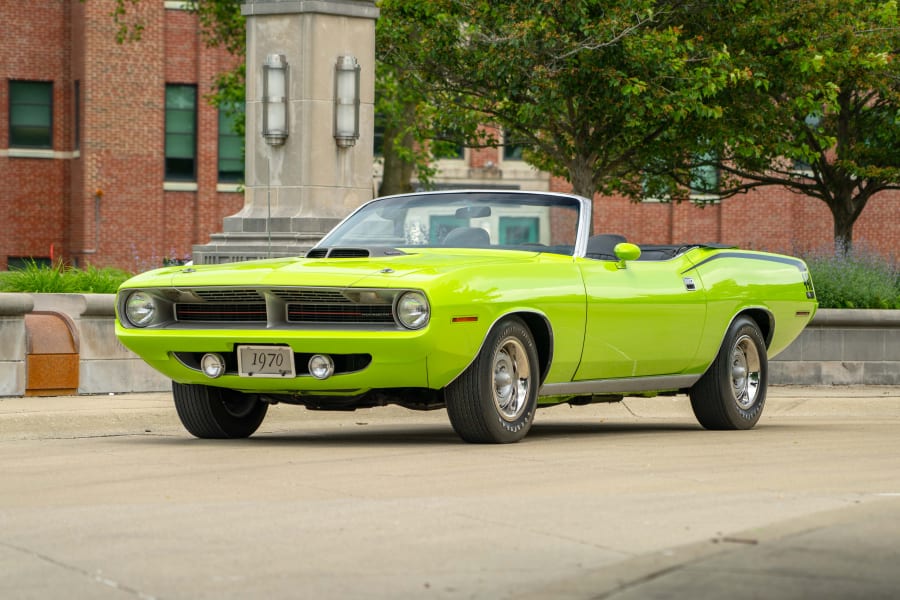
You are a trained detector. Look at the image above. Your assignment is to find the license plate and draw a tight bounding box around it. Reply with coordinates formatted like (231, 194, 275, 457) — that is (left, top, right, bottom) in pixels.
(237, 345, 296, 378)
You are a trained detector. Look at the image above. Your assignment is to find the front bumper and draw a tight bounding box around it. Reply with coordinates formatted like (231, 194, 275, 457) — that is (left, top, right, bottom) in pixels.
(115, 322, 480, 395)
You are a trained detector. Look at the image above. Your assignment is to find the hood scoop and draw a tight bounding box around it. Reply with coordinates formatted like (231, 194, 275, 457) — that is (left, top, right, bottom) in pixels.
(306, 247, 408, 259)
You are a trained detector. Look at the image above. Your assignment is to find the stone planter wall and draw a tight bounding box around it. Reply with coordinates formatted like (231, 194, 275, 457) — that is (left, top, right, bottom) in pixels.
(771, 309, 900, 385)
(2, 293, 169, 396)
(0, 294, 897, 396)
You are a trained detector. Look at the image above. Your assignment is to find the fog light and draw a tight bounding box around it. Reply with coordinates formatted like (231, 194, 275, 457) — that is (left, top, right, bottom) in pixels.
(201, 353, 226, 378)
(308, 354, 335, 380)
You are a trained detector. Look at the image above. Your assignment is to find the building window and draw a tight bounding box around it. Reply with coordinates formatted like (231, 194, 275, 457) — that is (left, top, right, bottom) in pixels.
(9, 81, 53, 148)
(499, 217, 539, 244)
(8, 256, 52, 270)
(165, 85, 197, 181)
(218, 104, 244, 183)
(502, 130, 526, 161)
(690, 167, 719, 196)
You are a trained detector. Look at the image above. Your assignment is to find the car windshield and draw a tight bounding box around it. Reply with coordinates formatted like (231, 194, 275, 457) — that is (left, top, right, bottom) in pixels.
(317, 191, 584, 256)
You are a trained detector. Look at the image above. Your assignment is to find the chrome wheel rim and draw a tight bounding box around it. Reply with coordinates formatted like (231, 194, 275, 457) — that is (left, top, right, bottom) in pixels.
(492, 337, 531, 422)
(731, 334, 761, 410)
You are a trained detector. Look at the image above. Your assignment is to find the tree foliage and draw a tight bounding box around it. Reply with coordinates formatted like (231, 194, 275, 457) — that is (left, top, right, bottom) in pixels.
(380, 0, 751, 198)
(375, 2, 489, 195)
(664, 0, 900, 254)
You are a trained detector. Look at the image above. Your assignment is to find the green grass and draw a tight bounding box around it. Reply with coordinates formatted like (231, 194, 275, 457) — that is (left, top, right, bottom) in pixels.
(805, 252, 900, 309)
(0, 261, 132, 294)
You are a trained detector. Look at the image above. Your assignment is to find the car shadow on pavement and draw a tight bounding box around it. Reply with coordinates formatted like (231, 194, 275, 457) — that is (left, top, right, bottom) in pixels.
(123, 419, 761, 447)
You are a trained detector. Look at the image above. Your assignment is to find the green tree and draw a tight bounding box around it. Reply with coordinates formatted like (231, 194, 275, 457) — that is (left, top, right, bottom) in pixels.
(374, 1, 495, 195)
(380, 0, 750, 199)
(665, 0, 900, 255)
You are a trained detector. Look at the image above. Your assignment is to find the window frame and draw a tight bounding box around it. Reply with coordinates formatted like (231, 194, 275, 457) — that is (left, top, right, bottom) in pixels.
(164, 84, 198, 182)
(217, 102, 244, 184)
(8, 80, 54, 149)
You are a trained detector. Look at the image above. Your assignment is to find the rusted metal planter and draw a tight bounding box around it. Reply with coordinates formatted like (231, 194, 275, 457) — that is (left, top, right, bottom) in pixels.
(24, 311, 79, 396)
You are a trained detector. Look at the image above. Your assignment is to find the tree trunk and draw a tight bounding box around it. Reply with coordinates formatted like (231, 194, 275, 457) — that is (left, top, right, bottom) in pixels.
(833, 217, 854, 257)
(568, 159, 596, 200)
(379, 126, 412, 197)
(826, 187, 871, 257)
(378, 102, 417, 197)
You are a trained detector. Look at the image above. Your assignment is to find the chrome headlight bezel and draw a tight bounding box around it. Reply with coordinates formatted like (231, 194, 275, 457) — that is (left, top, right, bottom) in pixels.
(122, 290, 161, 328)
(394, 291, 430, 330)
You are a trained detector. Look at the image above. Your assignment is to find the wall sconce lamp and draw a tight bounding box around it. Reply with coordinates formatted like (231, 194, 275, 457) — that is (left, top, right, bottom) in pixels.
(333, 55, 361, 148)
(262, 53, 288, 145)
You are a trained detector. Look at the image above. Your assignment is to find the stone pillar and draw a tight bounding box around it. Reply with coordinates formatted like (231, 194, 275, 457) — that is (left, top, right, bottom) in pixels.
(193, 0, 379, 264)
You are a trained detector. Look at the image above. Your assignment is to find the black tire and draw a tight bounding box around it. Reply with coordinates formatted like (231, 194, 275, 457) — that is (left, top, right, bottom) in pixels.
(690, 316, 767, 430)
(173, 382, 268, 439)
(445, 317, 539, 443)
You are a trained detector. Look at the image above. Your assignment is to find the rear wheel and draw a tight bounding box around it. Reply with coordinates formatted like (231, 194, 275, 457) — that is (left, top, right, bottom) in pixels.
(690, 316, 767, 430)
(173, 382, 268, 438)
(445, 317, 539, 443)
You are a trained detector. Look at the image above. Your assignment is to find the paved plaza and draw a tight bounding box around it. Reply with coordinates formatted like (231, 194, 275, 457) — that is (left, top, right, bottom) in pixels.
(1, 386, 899, 599)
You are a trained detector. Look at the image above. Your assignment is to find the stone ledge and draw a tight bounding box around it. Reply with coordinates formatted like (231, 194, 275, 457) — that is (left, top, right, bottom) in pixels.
(809, 308, 900, 328)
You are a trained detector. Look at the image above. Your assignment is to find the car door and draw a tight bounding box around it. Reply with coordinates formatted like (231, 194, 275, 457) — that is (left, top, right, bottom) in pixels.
(574, 254, 708, 380)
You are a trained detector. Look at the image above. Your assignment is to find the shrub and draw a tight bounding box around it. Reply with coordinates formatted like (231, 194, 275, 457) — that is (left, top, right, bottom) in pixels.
(805, 252, 900, 309)
(0, 261, 132, 294)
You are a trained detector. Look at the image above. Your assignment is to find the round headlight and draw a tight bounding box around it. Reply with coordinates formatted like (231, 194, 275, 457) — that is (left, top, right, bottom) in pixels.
(396, 291, 430, 330)
(124, 291, 157, 327)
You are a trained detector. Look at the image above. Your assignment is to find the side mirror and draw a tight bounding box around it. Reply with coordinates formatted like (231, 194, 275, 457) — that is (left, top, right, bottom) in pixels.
(613, 242, 641, 269)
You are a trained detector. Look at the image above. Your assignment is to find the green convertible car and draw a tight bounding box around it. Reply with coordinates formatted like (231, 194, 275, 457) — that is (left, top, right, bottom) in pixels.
(116, 190, 817, 443)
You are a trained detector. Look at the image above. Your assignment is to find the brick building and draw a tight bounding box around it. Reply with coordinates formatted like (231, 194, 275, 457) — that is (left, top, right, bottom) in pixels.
(1, 0, 244, 272)
(2, 1, 897, 273)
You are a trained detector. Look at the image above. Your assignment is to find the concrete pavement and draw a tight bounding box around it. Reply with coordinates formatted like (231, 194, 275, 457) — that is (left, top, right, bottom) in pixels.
(1, 385, 899, 599)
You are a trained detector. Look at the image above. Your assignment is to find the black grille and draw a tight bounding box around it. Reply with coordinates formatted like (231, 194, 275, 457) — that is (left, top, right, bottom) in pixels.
(287, 303, 394, 324)
(169, 287, 404, 327)
(193, 289, 264, 302)
(273, 289, 350, 303)
(328, 248, 370, 258)
(304, 248, 371, 258)
(175, 303, 268, 322)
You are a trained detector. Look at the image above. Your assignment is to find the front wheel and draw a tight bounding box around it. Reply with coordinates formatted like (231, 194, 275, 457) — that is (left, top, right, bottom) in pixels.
(445, 317, 539, 443)
(173, 382, 268, 438)
(690, 316, 767, 430)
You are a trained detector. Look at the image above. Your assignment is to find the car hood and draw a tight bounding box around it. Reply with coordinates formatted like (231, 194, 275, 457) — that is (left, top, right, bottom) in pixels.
(121, 249, 543, 290)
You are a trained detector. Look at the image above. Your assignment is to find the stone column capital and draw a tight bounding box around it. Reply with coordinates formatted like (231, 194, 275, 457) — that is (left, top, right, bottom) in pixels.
(241, 0, 379, 19)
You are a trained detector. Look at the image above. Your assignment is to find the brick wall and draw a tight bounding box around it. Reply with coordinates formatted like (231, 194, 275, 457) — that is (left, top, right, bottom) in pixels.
(549, 175, 900, 257)
(1, 0, 244, 272)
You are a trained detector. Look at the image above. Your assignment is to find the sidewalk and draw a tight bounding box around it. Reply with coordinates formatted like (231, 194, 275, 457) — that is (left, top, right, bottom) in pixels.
(2, 385, 900, 599)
